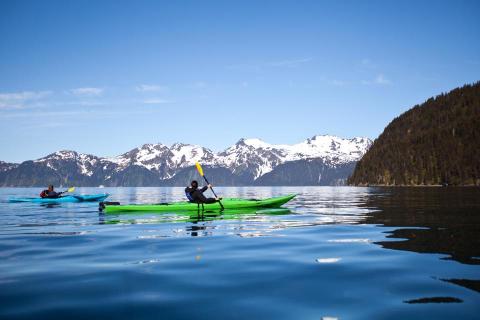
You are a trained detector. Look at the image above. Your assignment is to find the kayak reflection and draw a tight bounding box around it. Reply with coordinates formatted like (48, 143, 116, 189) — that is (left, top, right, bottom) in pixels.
(99, 207, 292, 226)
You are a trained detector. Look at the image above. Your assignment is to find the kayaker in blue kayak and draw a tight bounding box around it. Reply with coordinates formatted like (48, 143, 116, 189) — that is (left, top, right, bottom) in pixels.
(40, 185, 64, 199)
(185, 180, 221, 204)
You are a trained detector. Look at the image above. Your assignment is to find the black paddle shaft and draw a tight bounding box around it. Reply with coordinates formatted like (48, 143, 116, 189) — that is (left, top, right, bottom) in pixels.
(201, 176, 224, 209)
(202, 176, 217, 197)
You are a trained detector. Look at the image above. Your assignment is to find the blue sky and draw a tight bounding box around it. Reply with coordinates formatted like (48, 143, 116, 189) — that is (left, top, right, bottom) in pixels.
(0, 0, 479, 162)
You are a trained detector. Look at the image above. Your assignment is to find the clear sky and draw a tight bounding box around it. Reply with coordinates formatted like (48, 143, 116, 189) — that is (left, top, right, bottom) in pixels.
(0, 0, 479, 163)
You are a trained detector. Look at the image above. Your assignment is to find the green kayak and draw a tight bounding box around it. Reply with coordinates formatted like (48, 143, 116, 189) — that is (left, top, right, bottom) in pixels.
(101, 194, 296, 214)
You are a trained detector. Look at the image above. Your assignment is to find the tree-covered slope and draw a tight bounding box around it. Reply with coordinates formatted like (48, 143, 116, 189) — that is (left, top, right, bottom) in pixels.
(349, 82, 480, 186)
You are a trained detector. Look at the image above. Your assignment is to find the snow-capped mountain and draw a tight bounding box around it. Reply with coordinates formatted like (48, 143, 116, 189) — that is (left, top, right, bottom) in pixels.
(0, 135, 372, 186)
(35, 150, 101, 177)
(218, 135, 371, 180)
(108, 143, 218, 179)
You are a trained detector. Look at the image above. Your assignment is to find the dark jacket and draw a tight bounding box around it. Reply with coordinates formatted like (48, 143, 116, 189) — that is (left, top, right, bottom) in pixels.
(185, 186, 215, 203)
(41, 190, 62, 198)
(185, 186, 208, 195)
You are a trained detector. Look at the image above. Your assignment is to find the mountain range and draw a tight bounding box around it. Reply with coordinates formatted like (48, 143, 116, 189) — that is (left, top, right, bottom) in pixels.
(0, 135, 371, 187)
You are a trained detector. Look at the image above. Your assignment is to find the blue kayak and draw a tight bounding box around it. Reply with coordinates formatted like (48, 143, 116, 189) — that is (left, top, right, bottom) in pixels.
(9, 193, 109, 203)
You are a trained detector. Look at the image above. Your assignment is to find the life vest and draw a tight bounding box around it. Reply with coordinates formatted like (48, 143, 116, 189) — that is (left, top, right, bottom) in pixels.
(40, 190, 48, 198)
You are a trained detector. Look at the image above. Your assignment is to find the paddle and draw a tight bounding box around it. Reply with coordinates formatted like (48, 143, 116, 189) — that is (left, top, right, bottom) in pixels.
(66, 187, 75, 193)
(195, 162, 224, 210)
(60, 187, 75, 196)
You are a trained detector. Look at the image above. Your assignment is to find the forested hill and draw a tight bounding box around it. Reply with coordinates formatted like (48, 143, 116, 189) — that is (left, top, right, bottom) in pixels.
(349, 82, 480, 186)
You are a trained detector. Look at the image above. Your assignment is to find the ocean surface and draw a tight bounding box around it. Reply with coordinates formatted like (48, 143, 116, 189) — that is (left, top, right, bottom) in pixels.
(0, 187, 479, 319)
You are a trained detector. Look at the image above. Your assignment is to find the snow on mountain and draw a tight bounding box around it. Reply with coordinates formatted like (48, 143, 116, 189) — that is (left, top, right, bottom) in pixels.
(285, 135, 371, 163)
(109, 143, 172, 171)
(169, 143, 217, 167)
(34, 150, 100, 176)
(16, 135, 371, 182)
(218, 138, 288, 179)
(107, 143, 218, 179)
(218, 135, 372, 179)
(0, 161, 18, 172)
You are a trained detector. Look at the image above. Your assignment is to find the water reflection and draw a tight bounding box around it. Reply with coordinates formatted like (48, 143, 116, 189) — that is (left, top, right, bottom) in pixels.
(361, 187, 480, 299)
(404, 297, 463, 304)
(361, 187, 480, 265)
(100, 208, 292, 225)
(441, 278, 480, 294)
(102, 187, 480, 298)
(187, 224, 210, 237)
(1, 187, 480, 318)
(98, 187, 480, 267)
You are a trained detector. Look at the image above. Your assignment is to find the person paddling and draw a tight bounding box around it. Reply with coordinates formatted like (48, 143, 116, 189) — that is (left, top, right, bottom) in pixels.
(185, 180, 221, 204)
(40, 185, 64, 199)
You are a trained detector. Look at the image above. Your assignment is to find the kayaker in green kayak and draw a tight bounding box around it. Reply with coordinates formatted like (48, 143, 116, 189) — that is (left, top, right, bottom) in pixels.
(185, 180, 222, 204)
(40, 185, 64, 199)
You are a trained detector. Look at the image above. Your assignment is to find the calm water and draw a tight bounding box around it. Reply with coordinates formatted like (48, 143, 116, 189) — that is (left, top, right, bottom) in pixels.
(0, 187, 479, 319)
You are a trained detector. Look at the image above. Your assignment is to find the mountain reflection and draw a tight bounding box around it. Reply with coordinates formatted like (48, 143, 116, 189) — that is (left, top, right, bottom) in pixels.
(362, 187, 480, 295)
(361, 187, 480, 266)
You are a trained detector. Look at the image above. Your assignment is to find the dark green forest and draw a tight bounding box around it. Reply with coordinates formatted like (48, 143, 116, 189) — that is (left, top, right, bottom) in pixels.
(349, 82, 480, 186)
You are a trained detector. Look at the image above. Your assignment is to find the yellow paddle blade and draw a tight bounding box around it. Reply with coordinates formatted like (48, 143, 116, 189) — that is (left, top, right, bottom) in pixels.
(195, 162, 204, 176)
(67, 187, 75, 193)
